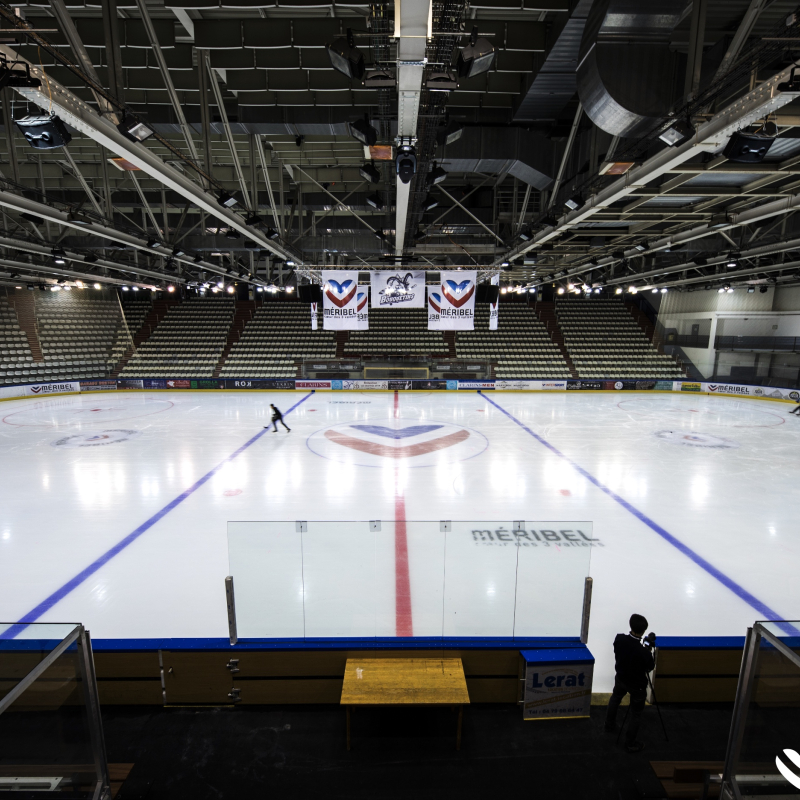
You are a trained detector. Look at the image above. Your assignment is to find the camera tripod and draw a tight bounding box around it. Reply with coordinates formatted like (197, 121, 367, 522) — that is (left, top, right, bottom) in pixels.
(615, 671, 669, 746)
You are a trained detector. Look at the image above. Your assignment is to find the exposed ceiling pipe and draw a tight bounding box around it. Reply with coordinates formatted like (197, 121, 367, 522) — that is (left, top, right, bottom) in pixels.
(0, 44, 302, 265)
(498, 63, 800, 266)
(548, 103, 583, 210)
(394, 0, 432, 256)
(0, 258, 160, 289)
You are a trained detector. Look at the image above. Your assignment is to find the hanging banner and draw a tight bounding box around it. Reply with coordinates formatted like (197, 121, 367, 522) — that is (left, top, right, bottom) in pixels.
(356, 285, 369, 330)
(311, 302, 318, 331)
(322, 270, 360, 330)
(427, 285, 442, 328)
(428, 271, 476, 330)
(489, 274, 499, 331)
(370, 270, 426, 308)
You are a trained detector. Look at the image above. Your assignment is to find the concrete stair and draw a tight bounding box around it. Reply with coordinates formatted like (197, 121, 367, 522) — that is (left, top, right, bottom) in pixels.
(8, 290, 43, 362)
(213, 300, 258, 378)
(532, 301, 578, 378)
(112, 297, 181, 377)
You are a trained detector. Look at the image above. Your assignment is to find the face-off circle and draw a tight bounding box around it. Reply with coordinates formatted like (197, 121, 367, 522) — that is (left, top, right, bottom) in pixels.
(654, 430, 740, 449)
(51, 429, 141, 448)
(307, 419, 488, 467)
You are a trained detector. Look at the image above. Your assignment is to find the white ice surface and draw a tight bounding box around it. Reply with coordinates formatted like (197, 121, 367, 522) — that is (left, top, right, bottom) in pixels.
(1, 389, 799, 691)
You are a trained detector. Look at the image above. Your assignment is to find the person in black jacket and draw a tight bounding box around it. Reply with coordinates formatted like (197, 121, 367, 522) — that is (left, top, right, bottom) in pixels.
(604, 613, 655, 753)
(265, 403, 291, 433)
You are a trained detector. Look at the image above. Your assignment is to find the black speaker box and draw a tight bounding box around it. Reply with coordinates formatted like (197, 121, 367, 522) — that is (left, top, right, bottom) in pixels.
(722, 131, 775, 163)
(15, 115, 72, 150)
(298, 284, 323, 303)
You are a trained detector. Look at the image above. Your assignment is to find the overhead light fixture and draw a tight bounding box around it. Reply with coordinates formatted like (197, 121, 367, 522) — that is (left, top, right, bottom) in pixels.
(661, 287, 668, 293)
(172, 246, 185, 257)
(146, 238, 160, 248)
(15, 115, 71, 150)
(723, 131, 775, 164)
(363, 69, 396, 89)
(456, 25, 496, 78)
(726, 253, 739, 268)
(628, 286, 637, 294)
(435, 120, 463, 148)
(651, 288, 658, 294)
(429, 164, 447, 185)
(266, 228, 280, 240)
(244, 214, 262, 226)
(727, 287, 734, 293)
(359, 163, 381, 184)
(718, 287, 725, 293)
(326, 28, 365, 80)
(121, 285, 129, 291)
(396, 144, 417, 185)
(659, 119, 694, 147)
(421, 194, 439, 212)
(349, 115, 379, 147)
(67, 210, 92, 225)
(93, 282, 101, 289)
(366, 192, 384, 210)
(217, 191, 238, 208)
(634, 242, 649, 252)
(557, 287, 565, 295)
(778, 66, 800, 92)
(564, 194, 582, 211)
(117, 114, 154, 143)
(167, 285, 175, 293)
(598, 161, 635, 176)
(225, 228, 240, 239)
(0, 61, 41, 91)
(747, 286, 755, 293)
(51, 248, 66, 265)
(615, 287, 622, 294)
(227, 285, 235, 294)
(426, 71, 458, 92)
(518, 227, 533, 242)
(193, 254, 203, 263)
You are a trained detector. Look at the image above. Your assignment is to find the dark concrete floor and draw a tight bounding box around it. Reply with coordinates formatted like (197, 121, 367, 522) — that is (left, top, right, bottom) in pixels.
(104, 702, 736, 800)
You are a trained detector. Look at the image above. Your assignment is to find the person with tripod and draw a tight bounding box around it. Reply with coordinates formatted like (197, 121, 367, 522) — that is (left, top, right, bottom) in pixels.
(604, 613, 656, 753)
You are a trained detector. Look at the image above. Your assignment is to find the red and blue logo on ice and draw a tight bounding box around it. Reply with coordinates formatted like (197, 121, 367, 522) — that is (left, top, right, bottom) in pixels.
(442, 279, 474, 308)
(324, 422, 469, 459)
(325, 278, 357, 308)
(428, 292, 442, 313)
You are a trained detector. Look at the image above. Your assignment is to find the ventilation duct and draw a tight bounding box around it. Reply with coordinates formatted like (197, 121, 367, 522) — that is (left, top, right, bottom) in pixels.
(577, 0, 690, 138)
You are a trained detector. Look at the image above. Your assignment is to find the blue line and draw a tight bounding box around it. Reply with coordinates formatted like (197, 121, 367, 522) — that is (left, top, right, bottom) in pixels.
(481, 392, 798, 635)
(1, 392, 314, 640)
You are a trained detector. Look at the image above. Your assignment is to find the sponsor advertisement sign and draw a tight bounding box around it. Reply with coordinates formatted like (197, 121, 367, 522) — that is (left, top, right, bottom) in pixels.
(370, 270, 426, 308)
(388, 380, 412, 390)
(322, 270, 363, 330)
(190, 379, 224, 389)
(166, 379, 192, 389)
(143, 379, 167, 390)
(703, 382, 751, 396)
(523, 658, 594, 720)
(567, 380, 603, 391)
(753, 386, 800, 401)
(457, 381, 495, 390)
(600, 380, 657, 391)
(332, 379, 388, 390)
(79, 380, 117, 392)
(412, 380, 449, 390)
(225, 379, 296, 390)
(428, 270, 476, 331)
(654, 380, 674, 391)
(117, 379, 144, 390)
(296, 380, 332, 390)
(680, 382, 702, 392)
(541, 381, 568, 390)
(24, 381, 80, 396)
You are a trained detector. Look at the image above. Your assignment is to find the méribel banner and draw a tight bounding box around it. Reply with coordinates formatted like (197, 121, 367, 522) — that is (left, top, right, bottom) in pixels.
(370, 270, 426, 308)
(322, 270, 362, 330)
(428, 271, 476, 330)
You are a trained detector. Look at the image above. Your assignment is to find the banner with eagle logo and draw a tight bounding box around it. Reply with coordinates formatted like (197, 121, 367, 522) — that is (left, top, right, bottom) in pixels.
(370, 270, 425, 308)
(428, 271, 476, 330)
(322, 271, 365, 330)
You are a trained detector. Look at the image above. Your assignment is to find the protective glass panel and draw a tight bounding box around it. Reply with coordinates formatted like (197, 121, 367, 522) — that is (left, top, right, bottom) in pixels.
(733, 624, 800, 796)
(228, 521, 592, 640)
(0, 630, 102, 797)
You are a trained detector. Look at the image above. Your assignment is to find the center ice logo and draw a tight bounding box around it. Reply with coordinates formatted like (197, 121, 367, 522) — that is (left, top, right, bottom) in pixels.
(324, 278, 357, 308)
(442, 279, 474, 308)
(307, 420, 488, 467)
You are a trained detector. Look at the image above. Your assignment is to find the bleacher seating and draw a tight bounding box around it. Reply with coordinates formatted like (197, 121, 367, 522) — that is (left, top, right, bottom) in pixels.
(219, 302, 335, 377)
(0, 296, 36, 385)
(120, 298, 234, 377)
(120, 299, 152, 337)
(344, 308, 446, 356)
(36, 291, 125, 380)
(456, 304, 570, 378)
(556, 298, 683, 378)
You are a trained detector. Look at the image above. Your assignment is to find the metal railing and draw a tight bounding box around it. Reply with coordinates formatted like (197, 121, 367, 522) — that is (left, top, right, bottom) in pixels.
(715, 335, 800, 352)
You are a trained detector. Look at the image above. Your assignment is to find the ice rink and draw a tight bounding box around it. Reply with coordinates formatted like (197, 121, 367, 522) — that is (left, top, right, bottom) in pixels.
(1, 388, 799, 691)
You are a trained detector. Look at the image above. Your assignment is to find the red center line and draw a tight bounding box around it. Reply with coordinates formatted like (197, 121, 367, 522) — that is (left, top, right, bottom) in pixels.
(393, 390, 413, 636)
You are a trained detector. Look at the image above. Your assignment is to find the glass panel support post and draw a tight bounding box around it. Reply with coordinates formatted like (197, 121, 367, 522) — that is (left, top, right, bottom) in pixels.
(580, 577, 593, 644)
(225, 576, 238, 646)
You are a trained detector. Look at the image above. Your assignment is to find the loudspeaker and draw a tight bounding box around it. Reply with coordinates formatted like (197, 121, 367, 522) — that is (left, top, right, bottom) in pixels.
(476, 284, 500, 303)
(15, 115, 72, 150)
(723, 131, 775, 163)
(298, 284, 323, 303)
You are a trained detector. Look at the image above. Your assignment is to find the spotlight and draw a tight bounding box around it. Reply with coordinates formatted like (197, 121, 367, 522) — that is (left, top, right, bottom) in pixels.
(564, 194, 582, 211)
(117, 114, 154, 143)
(518, 227, 533, 242)
(349, 115, 379, 147)
(615, 287, 622, 294)
(326, 28, 365, 80)
(396, 144, 416, 185)
(726, 253, 739, 268)
(727, 287, 734, 293)
(121, 285, 129, 291)
(634, 242, 649, 252)
(359, 163, 381, 184)
(718, 287, 725, 293)
(426, 71, 458, 92)
(146, 238, 160, 248)
(167, 285, 175, 293)
(778, 66, 800, 92)
(67, 210, 92, 225)
(557, 287, 565, 295)
(421, 194, 439, 212)
(93, 282, 101, 289)
(0, 61, 41, 90)
(366, 192, 384, 210)
(363, 69, 396, 89)
(659, 119, 694, 147)
(132, 286, 139, 292)
(225, 228, 240, 239)
(15, 115, 71, 150)
(227, 285, 235, 294)
(217, 191, 238, 208)
(51, 248, 66, 265)
(193, 254, 203, 263)
(429, 164, 448, 185)
(747, 286, 755, 293)
(435, 120, 463, 147)
(628, 286, 637, 294)
(84, 253, 98, 263)
(661, 287, 668, 293)
(651, 288, 658, 294)
(244, 214, 262, 226)
(541, 215, 558, 227)
(266, 228, 280, 240)
(456, 25, 496, 78)
(172, 246, 186, 257)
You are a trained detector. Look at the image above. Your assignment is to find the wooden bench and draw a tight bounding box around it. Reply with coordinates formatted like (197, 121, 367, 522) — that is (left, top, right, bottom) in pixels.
(340, 657, 470, 750)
